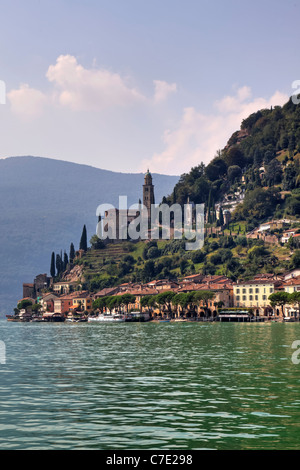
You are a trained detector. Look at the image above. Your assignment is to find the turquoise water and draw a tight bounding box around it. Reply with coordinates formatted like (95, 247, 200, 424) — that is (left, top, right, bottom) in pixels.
(0, 320, 300, 450)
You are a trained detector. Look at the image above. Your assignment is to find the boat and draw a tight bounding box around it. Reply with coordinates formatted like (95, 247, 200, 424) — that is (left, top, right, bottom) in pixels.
(88, 313, 126, 323)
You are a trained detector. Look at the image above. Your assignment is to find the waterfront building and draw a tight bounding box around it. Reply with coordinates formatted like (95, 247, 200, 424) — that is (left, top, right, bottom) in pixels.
(233, 279, 280, 316)
(52, 281, 79, 295)
(54, 291, 92, 314)
(39, 293, 59, 312)
(283, 276, 300, 318)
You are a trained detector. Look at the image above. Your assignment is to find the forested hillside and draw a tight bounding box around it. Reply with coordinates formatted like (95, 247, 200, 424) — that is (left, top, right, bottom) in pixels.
(164, 96, 300, 227)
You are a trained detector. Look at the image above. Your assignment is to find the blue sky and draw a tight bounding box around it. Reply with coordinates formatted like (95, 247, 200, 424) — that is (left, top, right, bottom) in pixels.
(0, 0, 299, 174)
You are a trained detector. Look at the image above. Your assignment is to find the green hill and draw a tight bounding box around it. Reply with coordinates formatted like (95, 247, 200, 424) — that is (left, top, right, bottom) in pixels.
(71, 97, 300, 292)
(164, 96, 300, 226)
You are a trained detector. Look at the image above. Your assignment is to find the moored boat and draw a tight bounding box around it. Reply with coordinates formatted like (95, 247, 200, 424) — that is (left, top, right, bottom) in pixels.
(88, 313, 126, 323)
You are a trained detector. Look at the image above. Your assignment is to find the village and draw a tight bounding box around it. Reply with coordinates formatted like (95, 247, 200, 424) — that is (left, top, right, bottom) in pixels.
(7, 267, 300, 323)
(9, 171, 300, 324)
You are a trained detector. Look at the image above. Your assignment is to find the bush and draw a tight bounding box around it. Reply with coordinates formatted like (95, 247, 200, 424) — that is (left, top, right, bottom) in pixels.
(191, 250, 205, 264)
(147, 246, 161, 259)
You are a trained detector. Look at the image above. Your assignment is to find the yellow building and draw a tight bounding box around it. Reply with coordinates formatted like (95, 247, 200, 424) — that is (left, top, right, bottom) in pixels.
(72, 296, 93, 312)
(233, 280, 278, 315)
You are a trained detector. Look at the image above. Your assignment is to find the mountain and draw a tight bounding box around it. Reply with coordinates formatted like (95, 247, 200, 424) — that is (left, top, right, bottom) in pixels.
(0, 156, 179, 315)
(166, 97, 300, 225)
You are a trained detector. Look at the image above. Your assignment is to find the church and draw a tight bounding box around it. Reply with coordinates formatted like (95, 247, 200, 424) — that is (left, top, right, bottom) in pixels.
(98, 170, 155, 242)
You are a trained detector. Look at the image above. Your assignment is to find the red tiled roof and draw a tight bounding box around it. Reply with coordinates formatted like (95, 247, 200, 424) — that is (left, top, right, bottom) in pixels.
(283, 277, 300, 286)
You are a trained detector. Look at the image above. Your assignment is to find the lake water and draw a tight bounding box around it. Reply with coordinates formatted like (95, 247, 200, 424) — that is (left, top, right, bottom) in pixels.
(0, 320, 300, 450)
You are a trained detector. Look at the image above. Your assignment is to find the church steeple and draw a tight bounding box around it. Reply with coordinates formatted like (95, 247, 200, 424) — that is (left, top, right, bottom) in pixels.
(143, 169, 155, 230)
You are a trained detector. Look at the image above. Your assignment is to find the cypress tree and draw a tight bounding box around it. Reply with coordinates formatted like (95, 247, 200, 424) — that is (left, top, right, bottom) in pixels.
(56, 253, 63, 277)
(63, 251, 69, 271)
(219, 207, 224, 226)
(69, 243, 75, 263)
(207, 189, 212, 224)
(50, 252, 55, 278)
(80, 225, 88, 252)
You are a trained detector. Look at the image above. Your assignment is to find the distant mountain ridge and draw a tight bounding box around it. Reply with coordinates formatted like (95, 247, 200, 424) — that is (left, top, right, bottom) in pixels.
(0, 156, 179, 315)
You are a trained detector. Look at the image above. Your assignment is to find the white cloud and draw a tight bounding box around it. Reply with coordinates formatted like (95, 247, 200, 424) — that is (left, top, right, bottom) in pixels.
(46, 54, 146, 111)
(8, 56, 177, 118)
(7, 84, 47, 118)
(153, 80, 177, 103)
(142, 87, 289, 175)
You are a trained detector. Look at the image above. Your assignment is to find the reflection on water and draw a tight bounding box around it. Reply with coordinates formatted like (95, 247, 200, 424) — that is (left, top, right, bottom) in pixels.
(0, 321, 300, 449)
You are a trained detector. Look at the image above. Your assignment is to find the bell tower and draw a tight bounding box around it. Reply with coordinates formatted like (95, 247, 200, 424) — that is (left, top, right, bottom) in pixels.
(143, 169, 155, 229)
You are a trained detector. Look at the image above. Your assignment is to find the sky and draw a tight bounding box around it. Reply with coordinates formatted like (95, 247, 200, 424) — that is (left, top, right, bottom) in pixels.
(0, 0, 299, 175)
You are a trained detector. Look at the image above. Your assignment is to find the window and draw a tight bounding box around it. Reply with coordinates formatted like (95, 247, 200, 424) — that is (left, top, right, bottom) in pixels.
(255, 295, 258, 301)
(243, 295, 246, 301)
(263, 295, 267, 300)
(236, 289, 240, 294)
(270, 288, 273, 293)
(236, 296, 240, 301)
(249, 288, 253, 294)
(242, 288, 246, 294)
(255, 288, 259, 293)
(249, 295, 253, 301)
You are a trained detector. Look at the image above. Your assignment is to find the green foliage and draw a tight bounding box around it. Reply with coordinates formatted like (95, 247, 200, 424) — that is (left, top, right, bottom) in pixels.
(238, 187, 280, 221)
(290, 250, 300, 269)
(50, 252, 55, 278)
(80, 225, 87, 252)
(90, 234, 105, 250)
(17, 299, 33, 309)
(69, 243, 75, 263)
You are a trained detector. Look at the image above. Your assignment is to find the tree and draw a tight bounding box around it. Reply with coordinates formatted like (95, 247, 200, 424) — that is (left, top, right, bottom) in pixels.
(219, 207, 224, 226)
(290, 250, 300, 269)
(90, 234, 105, 250)
(119, 294, 136, 312)
(140, 295, 152, 312)
(227, 165, 242, 183)
(147, 246, 160, 259)
(205, 158, 227, 181)
(224, 146, 246, 168)
(289, 292, 300, 318)
(288, 134, 296, 157)
(242, 187, 279, 221)
(69, 243, 75, 263)
(141, 260, 156, 282)
(80, 225, 88, 252)
(155, 291, 176, 317)
(265, 159, 283, 187)
(269, 292, 290, 317)
(194, 290, 215, 317)
(63, 251, 69, 271)
(17, 299, 33, 310)
(180, 259, 189, 274)
(56, 253, 63, 277)
(173, 293, 189, 317)
(32, 304, 42, 314)
(50, 252, 55, 278)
